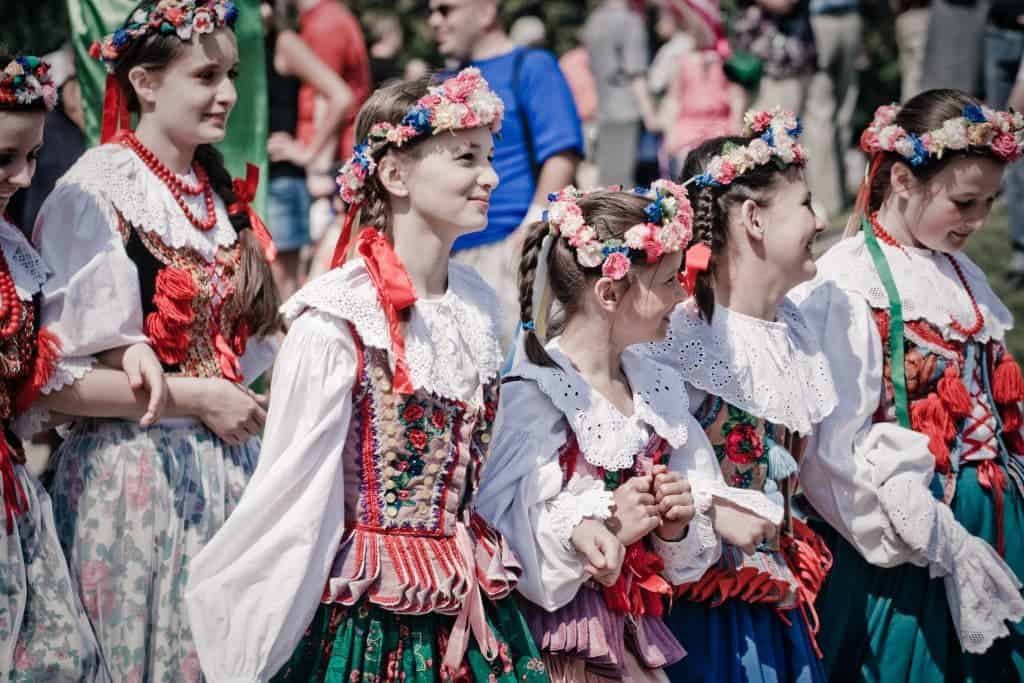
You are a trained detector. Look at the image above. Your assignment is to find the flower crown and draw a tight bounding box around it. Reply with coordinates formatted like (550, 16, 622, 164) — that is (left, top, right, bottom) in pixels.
(0, 57, 57, 111)
(544, 181, 694, 281)
(89, 0, 239, 72)
(860, 102, 1024, 165)
(337, 68, 505, 205)
(692, 107, 807, 188)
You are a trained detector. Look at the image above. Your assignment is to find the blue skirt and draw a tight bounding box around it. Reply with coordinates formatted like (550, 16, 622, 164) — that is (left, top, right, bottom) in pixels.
(664, 599, 826, 683)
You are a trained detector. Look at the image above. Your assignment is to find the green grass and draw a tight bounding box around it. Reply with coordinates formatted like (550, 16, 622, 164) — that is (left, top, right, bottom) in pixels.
(819, 202, 1023, 358)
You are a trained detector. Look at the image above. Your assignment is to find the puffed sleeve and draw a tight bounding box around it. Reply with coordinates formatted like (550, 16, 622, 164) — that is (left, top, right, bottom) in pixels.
(798, 280, 1024, 654)
(186, 310, 357, 682)
(477, 379, 604, 611)
(32, 180, 148, 391)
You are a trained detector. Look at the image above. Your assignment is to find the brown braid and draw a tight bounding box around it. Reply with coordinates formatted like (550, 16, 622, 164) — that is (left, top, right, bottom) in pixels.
(517, 221, 558, 368)
(691, 185, 719, 322)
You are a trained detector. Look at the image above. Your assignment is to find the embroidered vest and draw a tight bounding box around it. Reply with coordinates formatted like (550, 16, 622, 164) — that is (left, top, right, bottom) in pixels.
(120, 218, 250, 381)
(323, 328, 516, 614)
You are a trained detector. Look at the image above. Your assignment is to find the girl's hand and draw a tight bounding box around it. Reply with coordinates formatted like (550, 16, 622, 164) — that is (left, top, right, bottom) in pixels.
(609, 475, 661, 546)
(571, 518, 626, 587)
(197, 379, 268, 446)
(652, 465, 695, 541)
(711, 498, 778, 555)
(119, 343, 168, 427)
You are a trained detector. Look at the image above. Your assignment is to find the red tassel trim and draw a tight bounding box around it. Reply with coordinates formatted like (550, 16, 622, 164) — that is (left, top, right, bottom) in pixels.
(0, 434, 27, 534)
(13, 327, 61, 415)
(910, 393, 954, 474)
(937, 364, 972, 418)
(675, 565, 791, 607)
(144, 267, 197, 365)
(780, 519, 834, 660)
(977, 459, 1007, 557)
(1000, 402, 1022, 434)
(993, 352, 1024, 405)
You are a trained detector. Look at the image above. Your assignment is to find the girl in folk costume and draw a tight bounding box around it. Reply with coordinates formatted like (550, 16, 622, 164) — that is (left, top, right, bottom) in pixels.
(476, 182, 787, 682)
(0, 54, 105, 681)
(30, 1, 280, 679)
(646, 109, 835, 683)
(186, 71, 549, 682)
(795, 89, 1024, 681)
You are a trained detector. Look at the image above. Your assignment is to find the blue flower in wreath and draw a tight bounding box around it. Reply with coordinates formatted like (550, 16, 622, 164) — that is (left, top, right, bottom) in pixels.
(222, 2, 239, 25)
(112, 28, 133, 47)
(402, 106, 432, 134)
(908, 133, 929, 167)
(644, 197, 663, 224)
(963, 104, 987, 123)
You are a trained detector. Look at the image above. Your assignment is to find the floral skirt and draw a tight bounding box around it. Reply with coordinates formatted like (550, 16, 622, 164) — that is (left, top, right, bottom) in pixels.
(2, 463, 106, 681)
(813, 463, 1024, 683)
(272, 598, 550, 682)
(48, 418, 259, 683)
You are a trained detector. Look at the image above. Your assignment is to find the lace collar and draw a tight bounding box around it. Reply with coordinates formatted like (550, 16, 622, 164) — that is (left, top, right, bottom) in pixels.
(282, 258, 503, 407)
(55, 144, 237, 260)
(0, 218, 47, 299)
(645, 298, 837, 434)
(816, 232, 1012, 344)
(511, 339, 691, 472)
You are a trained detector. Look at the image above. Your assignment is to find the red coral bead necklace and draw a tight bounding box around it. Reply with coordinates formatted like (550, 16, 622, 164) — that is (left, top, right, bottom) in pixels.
(120, 131, 218, 231)
(870, 213, 985, 338)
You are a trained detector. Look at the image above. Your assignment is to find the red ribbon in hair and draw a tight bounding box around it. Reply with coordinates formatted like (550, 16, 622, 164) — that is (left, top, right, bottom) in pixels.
(100, 73, 130, 144)
(356, 228, 417, 394)
(682, 242, 711, 295)
(229, 164, 277, 262)
(330, 202, 362, 269)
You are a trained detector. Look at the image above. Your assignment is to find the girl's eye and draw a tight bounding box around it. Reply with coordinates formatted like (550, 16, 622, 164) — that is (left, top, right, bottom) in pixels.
(458, 153, 474, 162)
(953, 199, 973, 209)
(228, 68, 239, 80)
(27, 149, 40, 162)
(0, 154, 12, 167)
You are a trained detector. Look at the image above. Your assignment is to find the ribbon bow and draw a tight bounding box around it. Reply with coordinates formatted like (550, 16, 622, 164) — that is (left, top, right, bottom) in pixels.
(356, 228, 417, 394)
(682, 242, 712, 295)
(229, 164, 277, 262)
(0, 434, 27, 534)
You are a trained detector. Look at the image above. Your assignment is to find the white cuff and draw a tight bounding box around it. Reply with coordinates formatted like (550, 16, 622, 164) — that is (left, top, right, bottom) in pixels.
(652, 506, 719, 585)
(547, 474, 615, 550)
(42, 355, 96, 395)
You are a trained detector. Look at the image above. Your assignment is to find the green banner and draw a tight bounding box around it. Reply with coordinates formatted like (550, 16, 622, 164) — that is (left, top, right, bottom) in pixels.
(66, 0, 268, 214)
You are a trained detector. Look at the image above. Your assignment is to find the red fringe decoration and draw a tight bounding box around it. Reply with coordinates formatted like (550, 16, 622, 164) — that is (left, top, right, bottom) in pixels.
(144, 267, 197, 365)
(0, 434, 26, 534)
(13, 327, 61, 415)
(977, 459, 1007, 557)
(675, 565, 791, 607)
(937, 365, 972, 418)
(603, 542, 673, 618)
(779, 519, 835, 659)
(910, 393, 954, 474)
(993, 352, 1024, 405)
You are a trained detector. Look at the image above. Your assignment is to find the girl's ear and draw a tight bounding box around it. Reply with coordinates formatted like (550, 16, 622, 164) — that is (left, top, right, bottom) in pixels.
(889, 161, 916, 197)
(128, 65, 159, 110)
(377, 151, 409, 198)
(593, 276, 621, 314)
(739, 198, 764, 243)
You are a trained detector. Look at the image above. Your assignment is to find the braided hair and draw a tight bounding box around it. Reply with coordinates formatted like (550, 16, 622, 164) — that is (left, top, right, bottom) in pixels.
(680, 136, 801, 322)
(517, 191, 651, 368)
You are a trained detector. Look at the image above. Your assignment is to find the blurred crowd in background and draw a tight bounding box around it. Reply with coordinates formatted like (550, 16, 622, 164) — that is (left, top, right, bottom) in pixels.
(5, 0, 1024, 304)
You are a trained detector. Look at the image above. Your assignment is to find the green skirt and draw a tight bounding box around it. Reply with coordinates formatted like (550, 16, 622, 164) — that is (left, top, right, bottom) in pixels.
(272, 596, 549, 683)
(813, 463, 1024, 682)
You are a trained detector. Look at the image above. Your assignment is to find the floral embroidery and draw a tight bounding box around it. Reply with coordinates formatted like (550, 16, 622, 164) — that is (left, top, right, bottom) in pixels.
(700, 399, 770, 491)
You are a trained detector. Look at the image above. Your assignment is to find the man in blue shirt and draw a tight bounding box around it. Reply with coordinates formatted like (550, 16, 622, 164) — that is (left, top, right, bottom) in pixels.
(429, 0, 583, 352)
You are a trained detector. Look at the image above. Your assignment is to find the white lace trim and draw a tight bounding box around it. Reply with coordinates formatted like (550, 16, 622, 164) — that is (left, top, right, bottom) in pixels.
(511, 341, 692, 472)
(282, 259, 503, 406)
(548, 474, 616, 549)
(879, 472, 1024, 654)
(55, 144, 238, 260)
(0, 218, 47, 300)
(653, 508, 718, 584)
(819, 233, 1013, 344)
(700, 479, 786, 527)
(42, 355, 97, 395)
(645, 298, 837, 434)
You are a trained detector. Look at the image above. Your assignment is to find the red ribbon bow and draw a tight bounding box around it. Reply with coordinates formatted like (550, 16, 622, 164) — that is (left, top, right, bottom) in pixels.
(229, 164, 277, 262)
(682, 242, 712, 295)
(100, 74, 131, 144)
(356, 228, 417, 394)
(0, 434, 27, 534)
